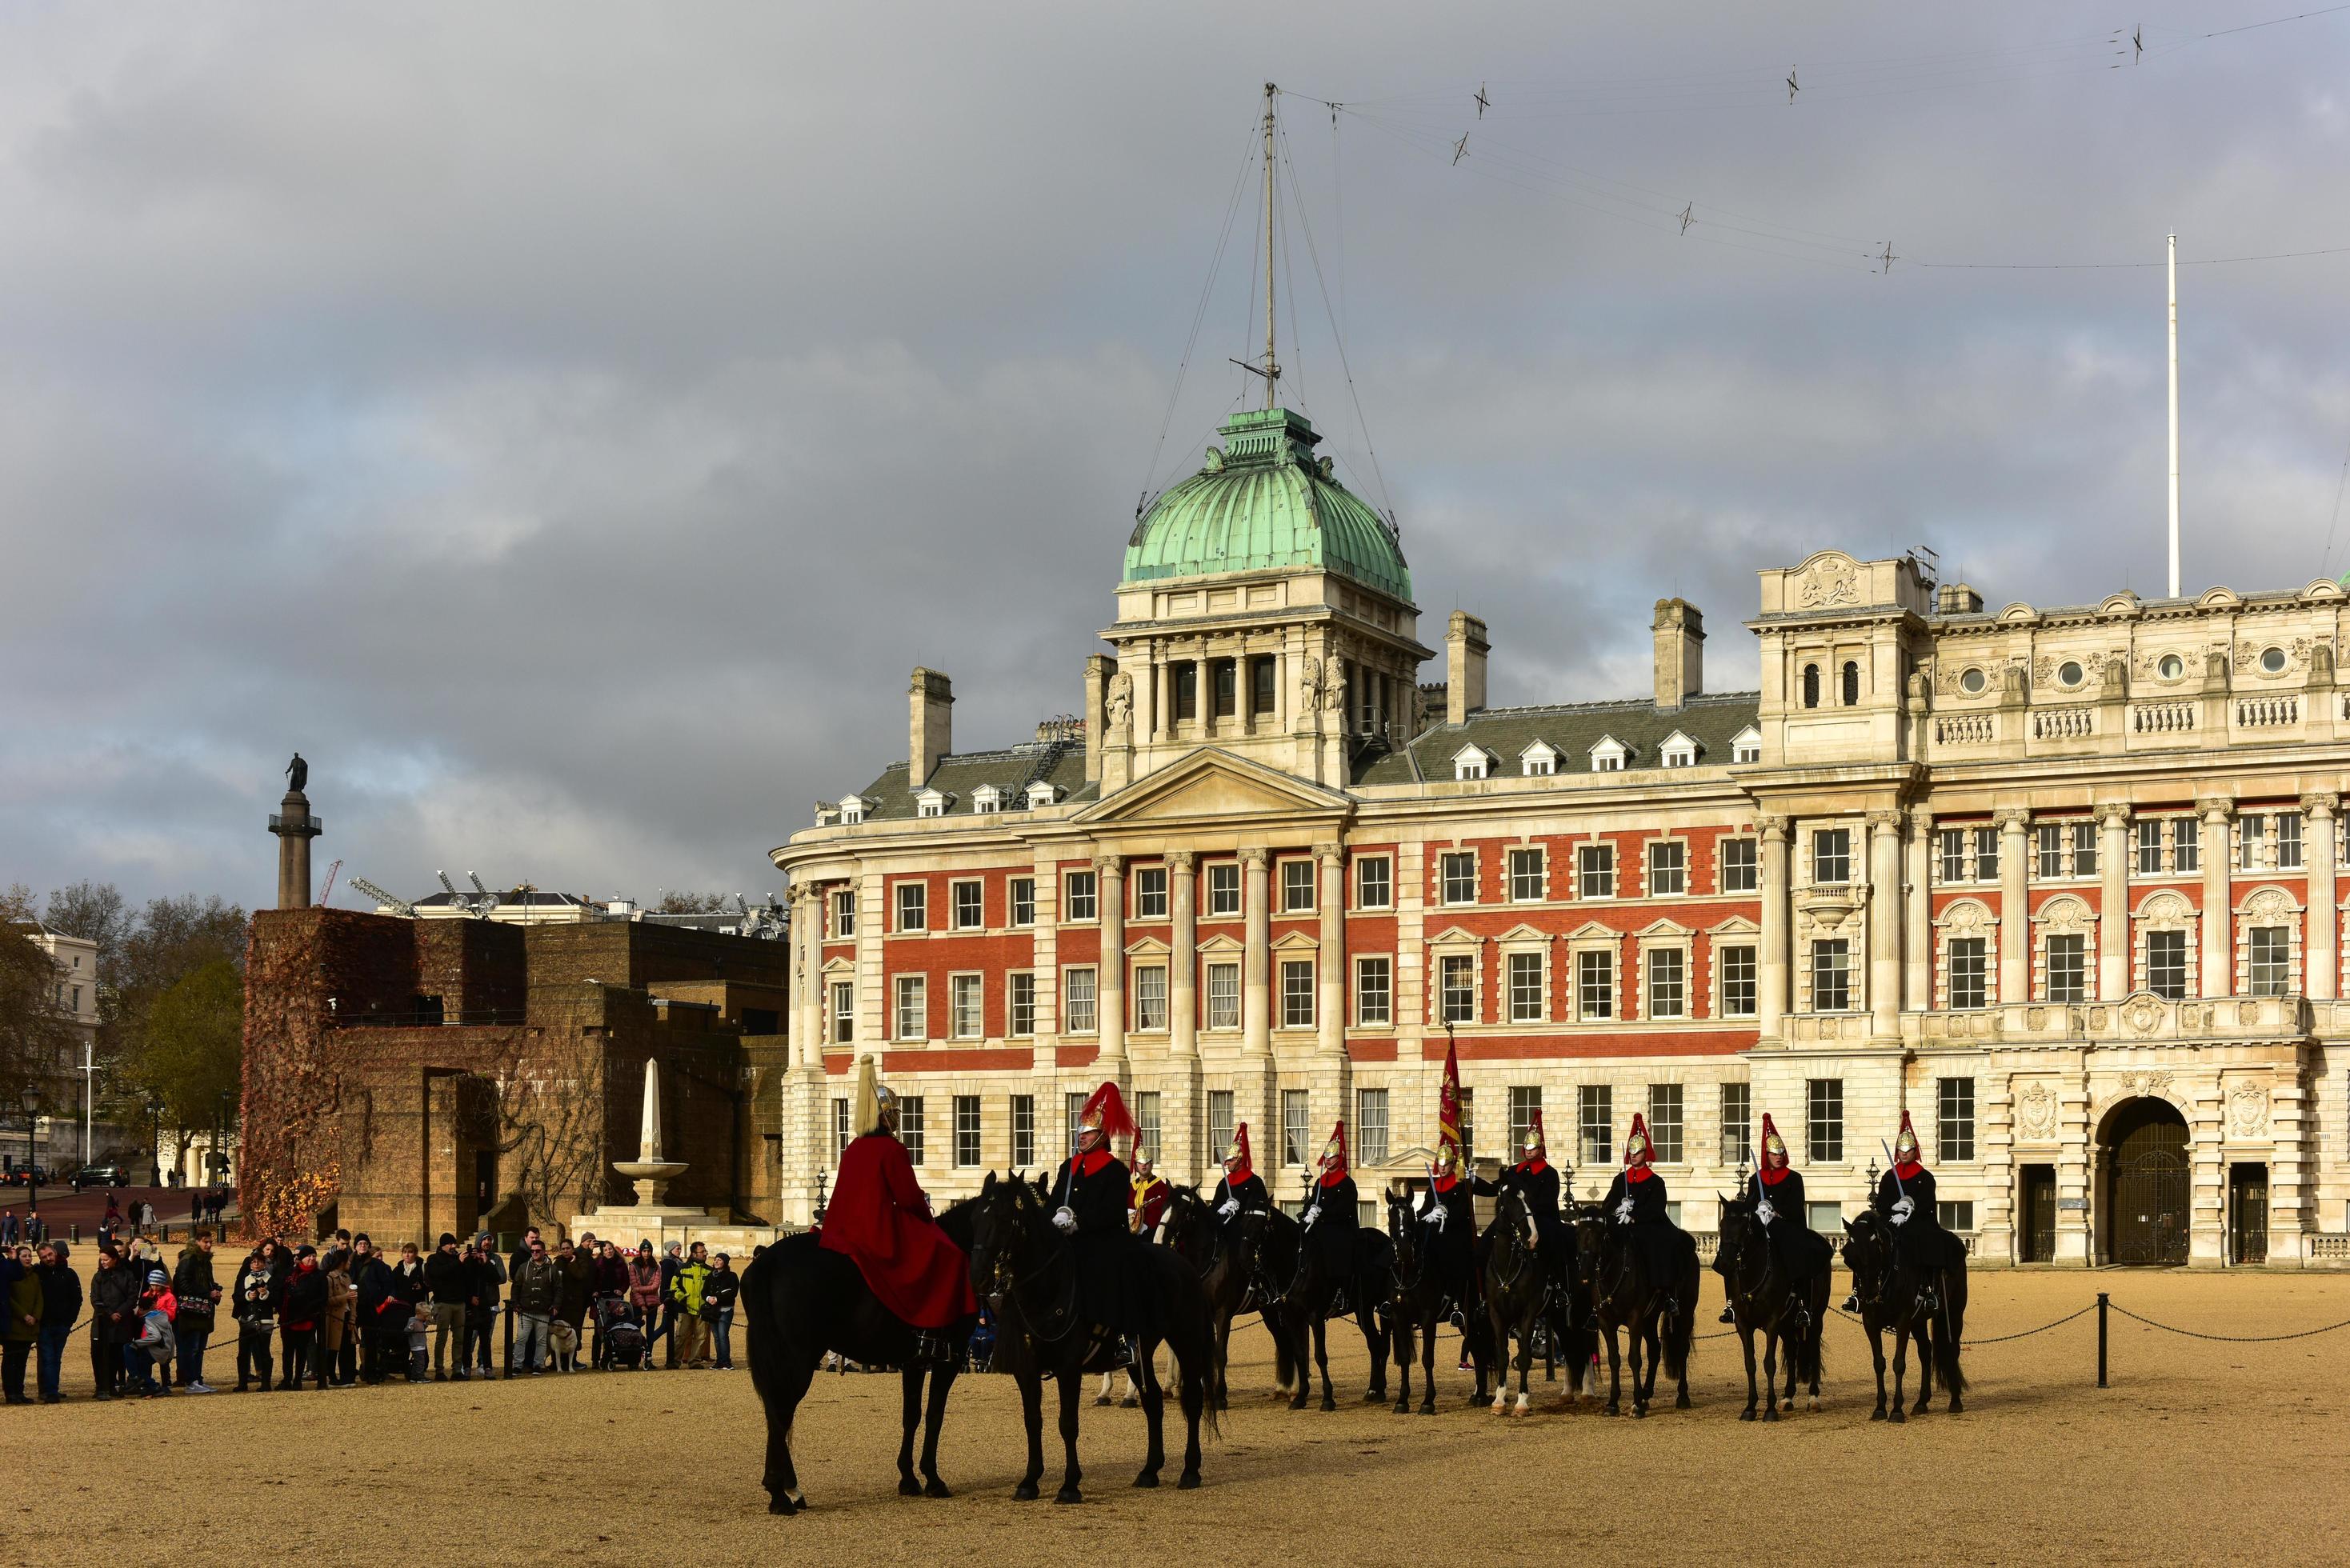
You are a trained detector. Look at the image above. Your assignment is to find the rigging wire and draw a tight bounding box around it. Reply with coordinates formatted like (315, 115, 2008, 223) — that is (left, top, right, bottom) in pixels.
(1143, 114, 1262, 502)
(2323, 422, 2350, 578)
(1276, 117, 1397, 514)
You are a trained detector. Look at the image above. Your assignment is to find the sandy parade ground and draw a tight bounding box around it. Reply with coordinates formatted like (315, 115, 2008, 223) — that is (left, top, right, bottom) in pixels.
(12, 1263, 2350, 1566)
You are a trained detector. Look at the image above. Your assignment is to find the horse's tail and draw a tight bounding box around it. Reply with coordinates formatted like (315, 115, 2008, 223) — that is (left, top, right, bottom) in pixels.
(741, 1247, 791, 1440)
(1661, 1249, 1697, 1382)
(1271, 1303, 1299, 1388)
(1935, 1269, 1968, 1397)
(1152, 1250, 1223, 1440)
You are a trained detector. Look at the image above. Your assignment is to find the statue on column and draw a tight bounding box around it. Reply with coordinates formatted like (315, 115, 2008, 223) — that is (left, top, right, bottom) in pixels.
(285, 753, 308, 794)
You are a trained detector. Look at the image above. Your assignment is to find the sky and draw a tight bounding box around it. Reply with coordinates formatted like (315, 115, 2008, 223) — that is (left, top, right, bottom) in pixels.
(3, 2, 2348, 914)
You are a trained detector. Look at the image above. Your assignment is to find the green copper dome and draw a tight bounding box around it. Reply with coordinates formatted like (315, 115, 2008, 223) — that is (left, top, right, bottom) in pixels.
(1123, 407, 1411, 602)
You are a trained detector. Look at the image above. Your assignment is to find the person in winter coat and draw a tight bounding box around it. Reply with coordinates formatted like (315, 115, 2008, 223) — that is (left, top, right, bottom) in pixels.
(89, 1246, 142, 1401)
(349, 1234, 399, 1385)
(423, 1233, 470, 1381)
(649, 1241, 687, 1368)
(2, 1244, 38, 1404)
(668, 1242, 714, 1368)
(322, 1252, 357, 1387)
(553, 1239, 595, 1370)
(462, 1237, 504, 1378)
(130, 1272, 178, 1397)
(626, 1242, 663, 1350)
(588, 1239, 627, 1369)
(231, 1247, 282, 1392)
(279, 1246, 329, 1390)
(509, 1235, 562, 1374)
(171, 1229, 222, 1392)
(33, 1241, 78, 1402)
(703, 1253, 740, 1370)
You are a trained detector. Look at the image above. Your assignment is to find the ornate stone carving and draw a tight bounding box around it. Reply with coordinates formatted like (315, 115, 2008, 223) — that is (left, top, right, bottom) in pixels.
(1165, 850, 1196, 876)
(1756, 814, 1792, 839)
(1105, 672, 1133, 736)
(1992, 806, 2033, 832)
(2299, 791, 2340, 819)
(1865, 809, 1903, 833)
(2121, 992, 2168, 1036)
(1796, 557, 1860, 608)
(2094, 801, 2133, 828)
(2104, 1069, 2175, 1106)
(2017, 1081, 2060, 1139)
(2242, 886, 2296, 921)
(2025, 1006, 2048, 1030)
(1239, 847, 1270, 870)
(2228, 1082, 2269, 1138)
(2195, 795, 2236, 822)
(2038, 895, 2094, 937)
(1940, 898, 1995, 934)
(1313, 842, 1343, 866)
(2237, 1000, 2260, 1025)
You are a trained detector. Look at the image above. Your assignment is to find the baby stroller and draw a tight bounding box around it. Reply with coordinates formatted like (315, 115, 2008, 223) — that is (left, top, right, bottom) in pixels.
(598, 1294, 647, 1371)
(967, 1305, 997, 1374)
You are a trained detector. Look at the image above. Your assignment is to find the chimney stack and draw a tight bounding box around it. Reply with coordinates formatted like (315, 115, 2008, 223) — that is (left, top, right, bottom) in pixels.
(1651, 598, 1704, 711)
(1082, 654, 1107, 782)
(909, 666, 953, 785)
(1936, 582, 1984, 615)
(1446, 613, 1489, 725)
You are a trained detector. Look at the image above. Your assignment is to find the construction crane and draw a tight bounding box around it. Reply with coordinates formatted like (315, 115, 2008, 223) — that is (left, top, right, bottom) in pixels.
(350, 876, 418, 918)
(317, 858, 342, 906)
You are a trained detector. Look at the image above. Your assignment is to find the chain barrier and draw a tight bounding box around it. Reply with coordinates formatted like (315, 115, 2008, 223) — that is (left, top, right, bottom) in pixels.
(2106, 1302, 2350, 1343)
(1822, 1301, 2098, 1345)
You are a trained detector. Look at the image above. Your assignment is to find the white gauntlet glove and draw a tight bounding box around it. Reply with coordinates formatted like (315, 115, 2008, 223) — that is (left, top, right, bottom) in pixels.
(1051, 1206, 1078, 1235)
(1216, 1198, 1239, 1219)
(1890, 1197, 1914, 1226)
(1615, 1197, 1634, 1225)
(1755, 1197, 1776, 1226)
(1303, 1203, 1319, 1230)
(1427, 1205, 1447, 1232)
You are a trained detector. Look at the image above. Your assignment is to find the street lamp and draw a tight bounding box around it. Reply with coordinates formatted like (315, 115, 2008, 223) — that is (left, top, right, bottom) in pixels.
(146, 1098, 164, 1186)
(20, 1089, 40, 1223)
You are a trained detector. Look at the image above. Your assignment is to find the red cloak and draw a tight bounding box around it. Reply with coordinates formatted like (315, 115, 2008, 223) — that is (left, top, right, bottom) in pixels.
(819, 1133, 977, 1329)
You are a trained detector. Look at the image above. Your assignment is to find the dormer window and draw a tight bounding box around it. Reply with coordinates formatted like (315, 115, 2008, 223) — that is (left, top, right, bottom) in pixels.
(837, 794, 869, 826)
(914, 788, 949, 818)
(1026, 780, 1062, 810)
(1731, 726, 1762, 766)
(971, 785, 1003, 815)
(1519, 741, 1560, 777)
(1590, 735, 1627, 773)
(1451, 744, 1493, 782)
(1659, 730, 1697, 769)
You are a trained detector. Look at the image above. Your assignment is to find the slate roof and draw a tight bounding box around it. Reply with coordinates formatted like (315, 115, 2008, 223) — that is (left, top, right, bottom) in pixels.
(1354, 690, 1761, 786)
(846, 738, 1099, 822)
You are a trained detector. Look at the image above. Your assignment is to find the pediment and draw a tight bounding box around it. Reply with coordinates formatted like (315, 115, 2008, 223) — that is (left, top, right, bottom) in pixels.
(1124, 935, 1171, 958)
(819, 956, 857, 974)
(1198, 933, 1244, 954)
(1495, 922, 1549, 943)
(1075, 747, 1352, 828)
(1270, 930, 1320, 951)
(1567, 921, 1618, 942)
(1707, 915, 1759, 936)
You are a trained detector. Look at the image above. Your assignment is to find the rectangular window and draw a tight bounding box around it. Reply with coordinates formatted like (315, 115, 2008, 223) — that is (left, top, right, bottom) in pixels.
(953, 1095, 981, 1168)
(1720, 1082, 1752, 1166)
(1211, 659, 1237, 718)
(1578, 1085, 1613, 1168)
(950, 973, 983, 1038)
(1458, 1088, 1476, 1163)
(1939, 827, 1968, 884)
(2137, 818, 2164, 875)
(1811, 939, 1852, 1011)
(1937, 1078, 1976, 1162)
(2072, 821, 2099, 878)
(1806, 1078, 1844, 1164)
(1207, 1091, 1234, 1164)
(896, 882, 927, 933)
(1508, 1086, 1543, 1155)
(1133, 965, 1169, 1031)
(1720, 838, 1758, 893)
(1203, 962, 1240, 1030)
(1440, 851, 1478, 905)
(1973, 826, 2000, 881)
(1937, 1200, 1976, 1231)
(1280, 960, 1315, 1029)
(1065, 1092, 1086, 1158)
(1135, 866, 1169, 919)
(1807, 1202, 1843, 1233)
(1720, 945, 1757, 1018)
(1355, 956, 1391, 1026)
(2278, 811, 2304, 870)
(832, 1098, 850, 1166)
(1282, 1089, 1309, 1166)
(951, 880, 983, 930)
(1281, 859, 1316, 913)
(2240, 814, 2264, 870)
(831, 888, 855, 938)
(830, 981, 854, 1044)
(1355, 856, 1391, 910)
(899, 1096, 927, 1166)
(2248, 926, 2292, 996)
(1647, 1083, 1684, 1163)
(1507, 951, 1545, 1022)
(1063, 870, 1098, 922)
(1063, 967, 1098, 1033)
(894, 974, 927, 1041)
(1647, 947, 1686, 1018)
(1251, 656, 1276, 716)
(1648, 841, 1687, 895)
(2046, 934, 2087, 1004)
(1440, 954, 1477, 1024)
(1948, 937, 1988, 1010)
(1577, 949, 1615, 1020)
(1357, 1089, 1390, 1166)
(2036, 822, 2064, 879)
(1173, 663, 1198, 722)
(1207, 862, 1242, 917)
(1009, 878, 1035, 927)
(1011, 1096, 1035, 1167)
(1812, 828, 1851, 886)
(1579, 843, 1615, 898)
(1507, 847, 1546, 902)
(2147, 930, 2188, 999)
(2174, 818, 2200, 874)
(1135, 1091, 1163, 1161)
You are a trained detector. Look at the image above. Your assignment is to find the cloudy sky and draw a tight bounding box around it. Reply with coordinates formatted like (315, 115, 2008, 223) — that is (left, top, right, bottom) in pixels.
(3, 2, 2347, 914)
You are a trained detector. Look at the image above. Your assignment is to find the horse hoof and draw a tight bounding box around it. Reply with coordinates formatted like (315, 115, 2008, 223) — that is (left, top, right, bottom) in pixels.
(1093, 1394, 1112, 1407)
(1808, 1398, 1821, 1413)
(925, 1479, 952, 1499)
(1603, 1405, 1619, 1418)
(1015, 1482, 1040, 1501)
(1119, 1397, 1139, 1409)
(1763, 1408, 1780, 1424)
(1392, 1402, 1410, 1416)
(1869, 1408, 1887, 1423)
(899, 1477, 923, 1498)
(1133, 1471, 1159, 1489)
(1177, 1471, 1201, 1491)
(1888, 1409, 1906, 1426)
(1418, 1403, 1437, 1416)
(1633, 1405, 1647, 1420)
(1053, 1488, 1083, 1506)
(1948, 1399, 1964, 1414)
(1739, 1409, 1755, 1422)
(1319, 1397, 1336, 1413)
(767, 1494, 797, 1517)
(1676, 1394, 1691, 1410)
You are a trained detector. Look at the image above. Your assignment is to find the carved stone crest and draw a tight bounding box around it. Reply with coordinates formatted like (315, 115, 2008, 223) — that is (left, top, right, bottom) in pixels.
(2122, 993, 2166, 1036)
(2228, 1082, 2268, 1138)
(1797, 558, 1860, 608)
(2017, 1081, 2059, 1140)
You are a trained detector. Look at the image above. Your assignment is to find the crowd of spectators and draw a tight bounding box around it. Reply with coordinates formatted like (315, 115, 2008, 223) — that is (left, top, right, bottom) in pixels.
(0, 1222, 743, 1404)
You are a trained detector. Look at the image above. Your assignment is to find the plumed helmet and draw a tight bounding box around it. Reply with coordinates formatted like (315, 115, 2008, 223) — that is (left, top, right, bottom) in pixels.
(1623, 1113, 1653, 1169)
(852, 1056, 897, 1137)
(1319, 1120, 1349, 1175)
(1133, 1148, 1154, 1174)
(1523, 1107, 1547, 1160)
(1223, 1123, 1253, 1178)
(1893, 1110, 1921, 1166)
(1079, 1081, 1138, 1144)
(1759, 1113, 1788, 1170)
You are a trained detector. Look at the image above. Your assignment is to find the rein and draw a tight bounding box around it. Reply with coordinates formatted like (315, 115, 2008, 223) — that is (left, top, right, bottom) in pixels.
(986, 1201, 1083, 1346)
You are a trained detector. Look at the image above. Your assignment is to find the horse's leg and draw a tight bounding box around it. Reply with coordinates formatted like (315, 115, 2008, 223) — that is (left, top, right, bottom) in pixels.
(897, 1366, 924, 1496)
(1888, 1323, 1908, 1425)
(1053, 1354, 1084, 1504)
(1602, 1323, 1623, 1417)
(1910, 1322, 1934, 1416)
(1015, 1369, 1046, 1499)
(1421, 1310, 1441, 1414)
(1212, 1307, 1231, 1412)
(1363, 1290, 1389, 1402)
(1286, 1310, 1310, 1412)
(1313, 1311, 1335, 1413)
(763, 1351, 817, 1514)
(1738, 1322, 1758, 1421)
(1761, 1330, 1780, 1423)
(1515, 1310, 1532, 1414)
(1629, 1314, 1650, 1418)
(1867, 1325, 1888, 1422)
(920, 1366, 955, 1497)
(1391, 1318, 1412, 1414)
(1134, 1336, 1165, 1488)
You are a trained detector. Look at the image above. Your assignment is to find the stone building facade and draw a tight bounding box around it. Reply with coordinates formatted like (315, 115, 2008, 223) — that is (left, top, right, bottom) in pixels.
(772, 403, 2350, 1268)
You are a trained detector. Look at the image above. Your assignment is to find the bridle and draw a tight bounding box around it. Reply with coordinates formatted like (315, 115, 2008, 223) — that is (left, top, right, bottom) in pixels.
(980, 1186, 1082, 1344)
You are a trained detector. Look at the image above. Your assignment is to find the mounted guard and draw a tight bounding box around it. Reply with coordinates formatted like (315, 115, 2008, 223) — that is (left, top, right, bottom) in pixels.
(817, 1058, 977, 1357)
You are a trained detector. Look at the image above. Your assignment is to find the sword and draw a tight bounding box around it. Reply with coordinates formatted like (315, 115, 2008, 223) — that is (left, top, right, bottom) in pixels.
(1880, 1138, 1906, 1201)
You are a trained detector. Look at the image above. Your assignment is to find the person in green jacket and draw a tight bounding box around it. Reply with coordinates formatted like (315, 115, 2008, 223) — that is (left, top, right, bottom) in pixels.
(667, 1242, 715, 1369)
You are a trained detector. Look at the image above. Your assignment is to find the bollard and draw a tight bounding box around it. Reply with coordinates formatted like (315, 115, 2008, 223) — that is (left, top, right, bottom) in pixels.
(503, 1289, 515, 1378)
(70, 1222, 81, 1243)
(2096, 1292, 2108, 1387)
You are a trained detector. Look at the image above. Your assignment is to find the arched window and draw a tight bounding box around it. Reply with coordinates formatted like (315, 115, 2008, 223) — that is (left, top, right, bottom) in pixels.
(1841, 661, 1860, 706)
(1802, 664, 1820, 709)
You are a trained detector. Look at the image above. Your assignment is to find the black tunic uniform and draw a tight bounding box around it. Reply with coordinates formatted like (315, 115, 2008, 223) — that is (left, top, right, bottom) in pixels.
(1500, 1161, 1570, 1268)
(1053, 1150, 1139, 1328)
(1415, 1174, 1495, 1289)
(1600, 1170, 1680, 1282)
(1052, 1152, 1133, 1236)
(1212, 1172, 1271, 1220)
(1741, 1170, 1830, 1275)
(1875, 1167, 1956, 1270)
(1299, 1174, 1359, 1284)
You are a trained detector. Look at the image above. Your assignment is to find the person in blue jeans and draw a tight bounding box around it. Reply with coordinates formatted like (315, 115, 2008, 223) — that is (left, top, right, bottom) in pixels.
(705, 1253, 740, 1369)
(33, 1240, 79, 1402)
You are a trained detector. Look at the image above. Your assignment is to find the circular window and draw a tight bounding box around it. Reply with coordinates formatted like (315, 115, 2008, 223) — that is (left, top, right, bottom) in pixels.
(1959, 667, 1987, 696)
(2158, 654, 2184, 681)
(2260, 646, 2287, 674)
(2058, 659, 2084, 687)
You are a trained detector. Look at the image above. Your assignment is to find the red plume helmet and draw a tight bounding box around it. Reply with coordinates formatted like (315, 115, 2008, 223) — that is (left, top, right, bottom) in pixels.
(1522, 1106, 1547, 1167)
(1224, 1122, 1254, 1182)
(1892, 1110, 1923, 1178)
(1319, 1119, 1350, 1184)
(1623, 1112, 1654, 1178)
(1080, 1081, 1138, 1143)
(1758, 1113, 1790, 1183)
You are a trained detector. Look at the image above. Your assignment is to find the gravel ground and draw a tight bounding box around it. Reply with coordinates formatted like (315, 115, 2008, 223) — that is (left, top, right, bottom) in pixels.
(11, 1267, 2349, 1565)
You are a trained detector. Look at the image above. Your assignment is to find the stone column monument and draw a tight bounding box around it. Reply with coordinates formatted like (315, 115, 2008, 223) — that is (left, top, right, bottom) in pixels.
(268, 752, 322, 910)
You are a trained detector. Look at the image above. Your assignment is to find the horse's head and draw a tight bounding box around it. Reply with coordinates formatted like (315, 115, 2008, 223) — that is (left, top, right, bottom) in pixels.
(969, 1170, 1051, 1305)
(1489, 1185, 1535, 1255)
(1840, 1210, 1889, 1298)
(1567, 1205, 1612, 1291)
(1160, 1185, 1210, 1262)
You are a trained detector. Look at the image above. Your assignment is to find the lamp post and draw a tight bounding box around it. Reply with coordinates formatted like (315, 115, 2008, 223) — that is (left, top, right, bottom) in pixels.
(146, 1098, 164, 1187)
(21, 1090, 40, 1222)
(215, 1089, 234, 1189)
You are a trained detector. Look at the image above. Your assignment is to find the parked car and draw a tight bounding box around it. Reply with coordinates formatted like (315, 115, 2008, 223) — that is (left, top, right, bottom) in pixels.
(1, 1166, 51, 1188)
(70, 1162, 130, 1191)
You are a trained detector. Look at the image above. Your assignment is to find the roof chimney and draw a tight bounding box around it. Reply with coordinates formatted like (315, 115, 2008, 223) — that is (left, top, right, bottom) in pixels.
(1446, 613, 1489, 725)
(1936, 582, 1984, 615)
(1651, 598, 1704, 711)
(910, 666, 953, 785)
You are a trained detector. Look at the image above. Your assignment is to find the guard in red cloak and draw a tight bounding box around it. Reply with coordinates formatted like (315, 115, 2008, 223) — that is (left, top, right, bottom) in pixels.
(818, 1068, 977, 1333)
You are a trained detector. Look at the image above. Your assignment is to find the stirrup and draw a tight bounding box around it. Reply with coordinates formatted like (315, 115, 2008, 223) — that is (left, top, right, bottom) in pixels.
(1718, 1306, 1735, 1325)
(1841, 1294, 1860, 1314)
(913, 1332, 955, 1364)
(1920, 1289, 1940, 1316)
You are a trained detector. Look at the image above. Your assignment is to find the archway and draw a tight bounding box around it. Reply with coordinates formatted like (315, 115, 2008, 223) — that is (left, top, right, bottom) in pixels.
(2099, 1097, 2189, 1265)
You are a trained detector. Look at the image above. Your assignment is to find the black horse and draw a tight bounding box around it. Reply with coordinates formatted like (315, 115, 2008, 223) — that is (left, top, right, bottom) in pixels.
(1568, 1205, 1697, 1418)
(1260, 1204, 1394, 1411)
(1386, 1188, 1491, 1414)
(1159, 1184, 1268, 1411)
(1714, 1197, 1828, 1422)
(742, 1201, 979, 1515)
(969, 1171, 1216, 1502)
(1840, 1209, 1968, 1422)
(1480, 1186, 1587, 1416)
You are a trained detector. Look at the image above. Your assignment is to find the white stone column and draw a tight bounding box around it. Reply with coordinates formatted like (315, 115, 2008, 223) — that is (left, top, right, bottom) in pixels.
(1757, 814, 1792, 1039)
(1317, 844, 1346, 1059)
(1996, 806, 2032, 1005)
(1868, 809, 1904, 1034)
(1096, 854, 1127, 1074)
(2096, 802, 2132, 1000)
(1904, 808, 1932, 1010)
(1242, 848, 1272, 1058)
(2197, 797, 2234, 997)
(792, 885, 823, 1067)
(2304, 793, 2339, 1000)
(1168, 850, 1198, 1058)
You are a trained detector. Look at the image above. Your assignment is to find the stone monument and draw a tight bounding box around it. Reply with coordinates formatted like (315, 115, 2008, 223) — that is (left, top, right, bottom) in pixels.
(269, 751, 322, 910)
(615, 1058, 689, 1208)
(568, 1059, 787, 1255)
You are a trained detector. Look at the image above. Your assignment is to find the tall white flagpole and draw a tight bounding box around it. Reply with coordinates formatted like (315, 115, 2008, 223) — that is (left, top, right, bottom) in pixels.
(2168, 231, 2180, 598)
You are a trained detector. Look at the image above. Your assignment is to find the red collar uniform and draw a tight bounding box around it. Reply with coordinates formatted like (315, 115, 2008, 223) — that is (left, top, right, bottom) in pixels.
(1741, 1112, 1807, 1219)
(819, 1131, 978, 1330)
(1213, 1124, 1269, 1218)
(1054, 1082, 1136, 1236)
(1603, 1114, 1669, 1226)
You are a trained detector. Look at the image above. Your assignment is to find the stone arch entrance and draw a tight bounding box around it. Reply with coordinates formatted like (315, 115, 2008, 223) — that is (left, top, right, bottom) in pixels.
(2100, 1097, 2190, 1266)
